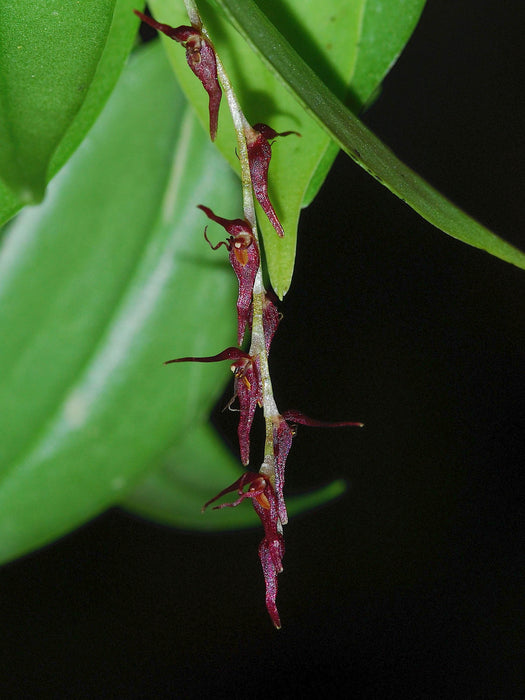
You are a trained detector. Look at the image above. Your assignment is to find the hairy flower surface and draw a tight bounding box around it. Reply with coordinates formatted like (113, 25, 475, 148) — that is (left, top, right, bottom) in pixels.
(203, 472, 284, 628)
(244, 123, 300, 237)
(198, 205, 259, 346)
(272, 417, 293, 525)
(134, 10, 221, 140)
(261, 290, 280, 354)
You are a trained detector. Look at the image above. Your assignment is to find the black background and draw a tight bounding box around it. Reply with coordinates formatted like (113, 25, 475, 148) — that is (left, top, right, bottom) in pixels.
(2, 1, 524, 697)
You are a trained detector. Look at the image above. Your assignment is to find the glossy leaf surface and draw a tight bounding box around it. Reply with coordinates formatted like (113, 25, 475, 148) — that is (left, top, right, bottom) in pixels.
(216, 0, 525, 272)
(0, 42, 239, 565)
(0, 0, 143, 222)
(150, 0, 426, 296)
(123, 421, 346, 530)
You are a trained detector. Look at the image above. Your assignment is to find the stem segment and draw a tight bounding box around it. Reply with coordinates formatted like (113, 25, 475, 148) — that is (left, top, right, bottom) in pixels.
(185, 0, 281, 475)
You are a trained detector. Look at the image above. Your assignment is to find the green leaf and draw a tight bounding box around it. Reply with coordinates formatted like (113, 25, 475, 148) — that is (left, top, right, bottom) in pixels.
(122, 420, 346, 530)
(149, 0, 425, 297)
(302, 0, 428, 208)
(215, 0, 525, 272)
(0, 41, 239, 566)
(0, 0, 143, 220)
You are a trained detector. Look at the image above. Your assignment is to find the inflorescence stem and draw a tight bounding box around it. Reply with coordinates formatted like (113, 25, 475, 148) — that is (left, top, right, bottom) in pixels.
(185, 0, 280, 462)
(146, 0, 363, 627)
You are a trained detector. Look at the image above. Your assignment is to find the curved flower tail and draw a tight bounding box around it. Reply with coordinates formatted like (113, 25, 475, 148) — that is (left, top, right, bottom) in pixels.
(282, 410, 364, 429)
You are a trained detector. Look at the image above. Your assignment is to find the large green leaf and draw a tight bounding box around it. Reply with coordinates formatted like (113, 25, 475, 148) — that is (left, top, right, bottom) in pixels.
(0, 41, 239, 565)
(149, 0, 426, 297)
(123, 420, 346, 530)
(0, 0, 144, 222)
(215, 0, 525, 272)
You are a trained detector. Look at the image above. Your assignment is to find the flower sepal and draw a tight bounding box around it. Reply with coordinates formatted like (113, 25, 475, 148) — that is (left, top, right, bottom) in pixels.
(133, 10, 221, 140)
(244, 122, 300, 237)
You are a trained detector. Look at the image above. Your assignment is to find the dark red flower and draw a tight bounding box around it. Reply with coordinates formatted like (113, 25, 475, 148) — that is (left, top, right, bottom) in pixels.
(233, 354, 262, 466)
(198, 205, 259, 346)
(203, 471, 284, 629)
(164, 347, 262, 466)
(201, 409, 363, 627)
(272, 410, 364, 526)
(134, 10, 221, 140)
(244, 123, 300, 237)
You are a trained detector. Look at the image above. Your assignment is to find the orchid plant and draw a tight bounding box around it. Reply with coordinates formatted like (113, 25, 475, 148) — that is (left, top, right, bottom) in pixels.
(135, 5, 364, 624)
(0, 0, 523, 627)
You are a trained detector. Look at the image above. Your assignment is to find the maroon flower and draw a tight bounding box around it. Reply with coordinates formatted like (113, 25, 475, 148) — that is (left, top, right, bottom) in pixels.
(198, 205, 259, 346)
(201, 409, 363, 627)
(134, 10, 221, 140)
(272, 410, 364, 527)
(244, 123, 300, 237)
(164, 347, 262, 466)
(203, 472, 284, 629)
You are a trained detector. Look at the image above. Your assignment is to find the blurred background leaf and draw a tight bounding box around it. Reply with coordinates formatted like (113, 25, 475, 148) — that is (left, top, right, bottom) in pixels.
(149, 0, 426, 297)
(0, 0, 144, 223)
(0, 41, 240, 565)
